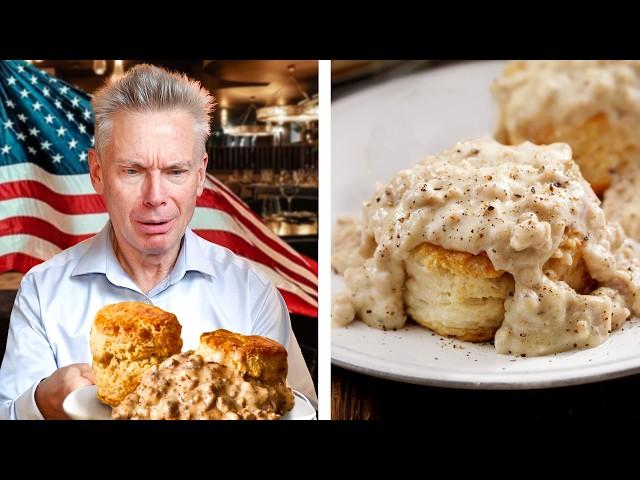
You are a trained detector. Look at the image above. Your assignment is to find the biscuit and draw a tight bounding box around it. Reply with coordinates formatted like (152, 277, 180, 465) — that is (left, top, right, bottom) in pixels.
(90, 301, 182, 407)
(404, 233, 593, 342)
(497, 112, 633, 196)
(492, 60, 640, 196)
(195, 329, 288, 384)
(404, 243, 515, 342)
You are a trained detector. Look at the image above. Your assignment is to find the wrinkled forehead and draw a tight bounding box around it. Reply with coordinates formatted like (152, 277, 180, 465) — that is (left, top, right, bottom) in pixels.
(104, 109, 201, 162)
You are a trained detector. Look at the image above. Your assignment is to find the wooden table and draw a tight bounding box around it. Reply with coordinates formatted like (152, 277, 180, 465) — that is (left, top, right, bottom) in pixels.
(332, 365, 640, 420)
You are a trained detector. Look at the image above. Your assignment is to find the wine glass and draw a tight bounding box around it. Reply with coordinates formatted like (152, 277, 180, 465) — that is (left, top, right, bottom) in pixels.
(279, 170, 300, 213)
(261, 195, 282, 219)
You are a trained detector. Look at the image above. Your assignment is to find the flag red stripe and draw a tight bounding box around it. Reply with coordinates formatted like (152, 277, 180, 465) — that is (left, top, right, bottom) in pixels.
(279, 290, 318, 318)
(0, 180, 106, 214)
(0, 179, 276, 219)
(206, 175, 267, 224)
(0, 216, 95, 247)
(0, 252, 42, 274)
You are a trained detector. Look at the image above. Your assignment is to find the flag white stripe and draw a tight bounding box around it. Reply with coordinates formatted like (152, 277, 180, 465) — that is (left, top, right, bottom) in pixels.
(191, 208, 248, 237)
(0, 197, 109, 233)
(0, 234, 62, 259)
(0, 163, 96, 195)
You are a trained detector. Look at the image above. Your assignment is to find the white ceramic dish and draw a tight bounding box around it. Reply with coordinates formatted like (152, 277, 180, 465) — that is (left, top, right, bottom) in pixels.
(332, 60, 640, 389)
(63, 384, 316, 420)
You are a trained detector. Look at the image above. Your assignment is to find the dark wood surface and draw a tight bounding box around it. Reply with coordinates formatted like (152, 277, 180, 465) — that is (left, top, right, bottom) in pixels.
(332, 365, 640, 420)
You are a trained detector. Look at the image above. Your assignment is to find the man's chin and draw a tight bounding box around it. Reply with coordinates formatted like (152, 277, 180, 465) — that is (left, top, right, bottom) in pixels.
(139, 240, 174, 256)
(133, 233, 180, 256)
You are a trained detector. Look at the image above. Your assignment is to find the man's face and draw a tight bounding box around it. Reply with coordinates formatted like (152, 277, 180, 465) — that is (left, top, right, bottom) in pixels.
(88, 110, 208, 257)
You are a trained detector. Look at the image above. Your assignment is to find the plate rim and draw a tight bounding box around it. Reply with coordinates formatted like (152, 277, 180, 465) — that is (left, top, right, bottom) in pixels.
(62, 384, 110, 420)
(332, 341, 640, 390)
(63, 384, 316, 420)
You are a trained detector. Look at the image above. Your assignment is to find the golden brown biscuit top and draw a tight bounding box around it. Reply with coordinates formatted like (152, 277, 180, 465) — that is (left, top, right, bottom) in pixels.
(91, 302, 183, 362)
(413, 242, 505, 279)
(199, 329, 287, 359)
(93, 302, 180, 338)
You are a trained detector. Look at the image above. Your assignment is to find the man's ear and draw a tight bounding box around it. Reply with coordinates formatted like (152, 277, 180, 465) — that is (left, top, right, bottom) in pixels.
(88, 148, 104, 195)
(196, 152, 208, 196)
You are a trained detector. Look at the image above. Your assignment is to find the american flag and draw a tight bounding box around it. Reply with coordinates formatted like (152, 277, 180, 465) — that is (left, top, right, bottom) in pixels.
(0, 60, 318, 317)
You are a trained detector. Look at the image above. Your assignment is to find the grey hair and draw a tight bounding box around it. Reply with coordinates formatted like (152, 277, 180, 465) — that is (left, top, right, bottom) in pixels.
(91, 63, 215, 157)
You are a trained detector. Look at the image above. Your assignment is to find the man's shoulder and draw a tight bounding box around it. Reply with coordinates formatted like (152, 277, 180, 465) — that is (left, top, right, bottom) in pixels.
(23, 236, 95, 282)
(191, 232, 271, 288)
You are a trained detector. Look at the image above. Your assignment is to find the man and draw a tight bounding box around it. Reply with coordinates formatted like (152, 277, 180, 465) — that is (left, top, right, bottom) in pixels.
(0, 64, 317, 419)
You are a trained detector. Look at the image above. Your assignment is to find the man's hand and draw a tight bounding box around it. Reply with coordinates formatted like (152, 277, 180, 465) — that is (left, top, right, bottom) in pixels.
(34, 363, 96, 420)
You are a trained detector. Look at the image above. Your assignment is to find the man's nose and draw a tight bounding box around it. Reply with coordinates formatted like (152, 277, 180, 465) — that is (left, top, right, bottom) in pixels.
(142, 173, 167, 208)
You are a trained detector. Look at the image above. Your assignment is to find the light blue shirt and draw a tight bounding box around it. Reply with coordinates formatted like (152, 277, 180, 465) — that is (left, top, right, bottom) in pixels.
(0, 221, 316, 419)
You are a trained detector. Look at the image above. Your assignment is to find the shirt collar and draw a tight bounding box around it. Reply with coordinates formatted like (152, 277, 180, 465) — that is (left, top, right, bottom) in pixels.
(70, 221, 111, 277)
(181, 227, 218, 279)
(71, 222, 218, 283)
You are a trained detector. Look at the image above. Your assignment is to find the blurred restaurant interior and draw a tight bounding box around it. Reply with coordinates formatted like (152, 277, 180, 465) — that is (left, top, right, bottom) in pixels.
(0, 60, 319, 390)
(37, 59, 319, 255)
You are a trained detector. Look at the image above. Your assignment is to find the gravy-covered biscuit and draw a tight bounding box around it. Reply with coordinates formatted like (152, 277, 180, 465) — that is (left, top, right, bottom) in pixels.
(492, 60, 640, 195)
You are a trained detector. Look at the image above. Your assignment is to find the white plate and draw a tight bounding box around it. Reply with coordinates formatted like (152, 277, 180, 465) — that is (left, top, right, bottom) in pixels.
(63, 385, 316, 420)
(331, 60, 640, 389)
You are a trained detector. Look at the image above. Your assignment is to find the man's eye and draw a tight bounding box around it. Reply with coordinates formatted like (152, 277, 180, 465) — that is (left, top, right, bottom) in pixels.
(125, 169, 138, 175)
(171, 170, 186, 176)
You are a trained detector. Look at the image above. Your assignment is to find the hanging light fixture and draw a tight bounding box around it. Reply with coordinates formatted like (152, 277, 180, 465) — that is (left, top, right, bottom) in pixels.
(224, 96, 273, 137)
(93, 60, 107, 75)
(225, 125, 274, 137)
(256, 64, 318, 124)
(110, 60, 125, 83)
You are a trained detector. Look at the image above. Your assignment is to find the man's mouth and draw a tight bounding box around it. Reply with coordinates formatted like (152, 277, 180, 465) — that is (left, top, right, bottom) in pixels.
(136, 218, 174, 234)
